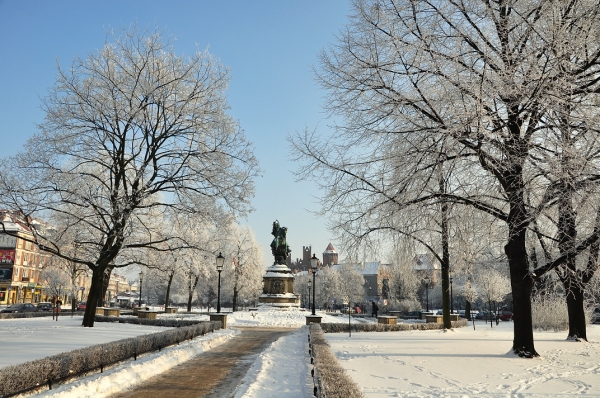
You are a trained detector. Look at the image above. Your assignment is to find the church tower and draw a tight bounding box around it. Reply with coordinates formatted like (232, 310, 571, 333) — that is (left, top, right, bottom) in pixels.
(322, 243, 338, 266)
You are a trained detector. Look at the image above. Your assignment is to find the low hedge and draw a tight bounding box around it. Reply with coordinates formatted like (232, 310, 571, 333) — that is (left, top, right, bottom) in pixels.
(309, 324, 363, 398)
(320, 318, 468, 333)
(0, 320, 220, 398)
(0, 312, 66, 320)
(94, 314, 205, 327)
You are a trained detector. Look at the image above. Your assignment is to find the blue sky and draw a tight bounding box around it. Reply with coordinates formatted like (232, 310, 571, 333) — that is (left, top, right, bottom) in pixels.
(0, 1, 350, 266)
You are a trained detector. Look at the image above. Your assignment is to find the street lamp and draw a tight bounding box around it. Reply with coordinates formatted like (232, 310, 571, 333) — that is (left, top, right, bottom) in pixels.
(423, 276, 431, 312)
(310, 253, 318, 315)
(449, 277, 454, 314)
(138, 271, 144, 309)
(216, 252, 224, 313)
(308, 279, 312, 310)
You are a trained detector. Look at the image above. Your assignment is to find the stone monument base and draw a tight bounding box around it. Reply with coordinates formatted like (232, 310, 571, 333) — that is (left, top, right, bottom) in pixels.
(210, 313, 228, 329)
(306, 315, 322, 325)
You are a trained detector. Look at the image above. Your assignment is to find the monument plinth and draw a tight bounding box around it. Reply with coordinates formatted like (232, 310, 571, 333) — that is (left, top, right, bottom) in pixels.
(258, 220, 299, 307)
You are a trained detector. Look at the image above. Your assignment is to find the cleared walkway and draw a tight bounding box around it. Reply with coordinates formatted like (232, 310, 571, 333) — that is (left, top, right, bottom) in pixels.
(111, 327, 294, 398)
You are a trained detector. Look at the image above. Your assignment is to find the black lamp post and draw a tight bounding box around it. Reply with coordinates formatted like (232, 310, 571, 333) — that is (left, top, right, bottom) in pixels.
(216, 252, 224, 313)
(449, 277, 454, 314)
(424, 276, 431, 311)
(138, 271, 144, 309)
(308, 279, 312, 310)
(310, 253, 318, 315)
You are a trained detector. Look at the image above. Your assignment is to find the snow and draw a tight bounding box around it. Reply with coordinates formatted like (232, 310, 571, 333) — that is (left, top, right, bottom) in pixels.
(2, 309, 600, 397)
(326, 321, 600, 397)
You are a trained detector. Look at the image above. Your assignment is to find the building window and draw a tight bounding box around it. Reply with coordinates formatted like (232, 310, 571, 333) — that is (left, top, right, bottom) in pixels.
(23, 269, 28, 278)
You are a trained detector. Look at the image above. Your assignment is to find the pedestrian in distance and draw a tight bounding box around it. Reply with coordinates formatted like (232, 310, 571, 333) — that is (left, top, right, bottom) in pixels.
(372, 301, 379, 317)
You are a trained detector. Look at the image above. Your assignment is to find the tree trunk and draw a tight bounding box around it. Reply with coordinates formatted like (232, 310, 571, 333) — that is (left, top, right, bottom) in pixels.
(101, 268, 112, 307)
(187, 291, 193, 312)
(82, 267, 106, 327)
(555, 176, 589, 341)
(565, 277, 587, 341)
(465, 300, 471, 320)
(232, 285, 238, 312)
(505, 229, 537, 357)
(439, 172, 451, 329)
(164, 271, 175, 308)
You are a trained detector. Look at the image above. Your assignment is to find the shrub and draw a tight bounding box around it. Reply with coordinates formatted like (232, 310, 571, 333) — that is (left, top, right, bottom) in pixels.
(320, 319, 467, 333)
(309, 324, 363, 398)
(532, 297, 568, 331)
(0, 312, 60, 320)
(94, 314, 205, 328)
(531, 296, 596, 332)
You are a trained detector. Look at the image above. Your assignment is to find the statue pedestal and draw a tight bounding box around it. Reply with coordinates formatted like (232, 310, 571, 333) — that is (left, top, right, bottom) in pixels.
(258, 263, 298, 306)
(306, 315, 322, 325)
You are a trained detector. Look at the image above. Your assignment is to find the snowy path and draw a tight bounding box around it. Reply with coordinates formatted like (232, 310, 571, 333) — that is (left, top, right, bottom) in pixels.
(110, 327, 294, 398)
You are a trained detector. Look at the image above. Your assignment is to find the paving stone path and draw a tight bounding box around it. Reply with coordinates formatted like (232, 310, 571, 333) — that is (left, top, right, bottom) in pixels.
(111, 327, 294, 398)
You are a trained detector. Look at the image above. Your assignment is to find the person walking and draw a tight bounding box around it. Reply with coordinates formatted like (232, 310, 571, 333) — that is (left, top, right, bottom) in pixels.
(372, 301, 379, 317)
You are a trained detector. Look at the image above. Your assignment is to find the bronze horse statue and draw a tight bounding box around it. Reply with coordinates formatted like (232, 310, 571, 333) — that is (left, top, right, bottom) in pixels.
(270, 220, 291, 265)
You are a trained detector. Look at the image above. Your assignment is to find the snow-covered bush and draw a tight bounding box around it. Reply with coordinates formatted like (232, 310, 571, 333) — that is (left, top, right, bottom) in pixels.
(95, 314, 204, 327)
(387, 298, 421, 313)
(309, 324, 363, 398)
(320, 319, 468, 333)
(532, 296, 568, 331)
(532, 295, 597, 332)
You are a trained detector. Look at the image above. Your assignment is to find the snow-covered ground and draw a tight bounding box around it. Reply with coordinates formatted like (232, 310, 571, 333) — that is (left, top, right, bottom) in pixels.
(1, 308, 599, 397)
(327, 321, 600, 397)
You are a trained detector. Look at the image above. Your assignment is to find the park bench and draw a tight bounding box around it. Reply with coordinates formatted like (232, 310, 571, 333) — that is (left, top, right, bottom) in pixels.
(377, 315, 397, 325)
(137, 310, 158, 320)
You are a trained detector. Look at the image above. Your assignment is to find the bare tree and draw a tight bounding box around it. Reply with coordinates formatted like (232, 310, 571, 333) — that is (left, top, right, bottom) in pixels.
(0, 28, 258, 326)
(226, 224, 264, 312)
(476, 268, 511, 326)
(292, 0, 600, 357)
(335, 264, 367, 309)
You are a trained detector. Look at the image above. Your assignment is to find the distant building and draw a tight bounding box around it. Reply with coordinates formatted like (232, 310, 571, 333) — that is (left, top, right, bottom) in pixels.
(332, 261, 391, 302)
(414, 253, 439, 285)
(289, 245, 315, 273)
(322, 243, 338, 266)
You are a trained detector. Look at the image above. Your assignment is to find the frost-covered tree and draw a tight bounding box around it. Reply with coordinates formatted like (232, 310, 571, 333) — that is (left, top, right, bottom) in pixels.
(476, 268, 511, 326)
(336, 264, 367, 308)
(226, 224, 264, 312)
(0, 28, 258, 327)
(315, 266, 340, 310)
(292, 0, 600, 357)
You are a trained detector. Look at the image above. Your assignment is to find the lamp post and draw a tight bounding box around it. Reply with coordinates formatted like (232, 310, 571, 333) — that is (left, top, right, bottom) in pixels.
(216, 252, 224, 313)
(310, 253, 318, 315)
(343, 296, 351, 337)
(449, 277, 454, 314)
(138, 271, 144, 309)
(308, 279, 312, 310)
(424, 276, 431, 311)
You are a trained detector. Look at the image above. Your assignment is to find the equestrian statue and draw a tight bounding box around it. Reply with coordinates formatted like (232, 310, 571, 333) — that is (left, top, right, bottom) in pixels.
(270, 220, 291, 265)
